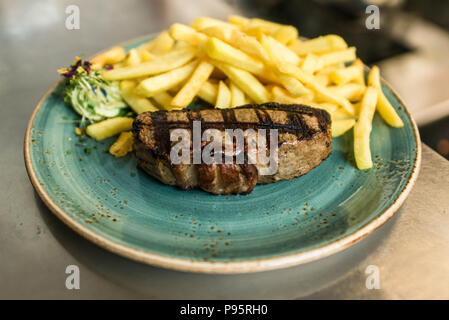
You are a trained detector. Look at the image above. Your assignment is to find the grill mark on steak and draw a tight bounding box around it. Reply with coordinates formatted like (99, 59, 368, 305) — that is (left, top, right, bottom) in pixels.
(133, 103, 332, 195)
(220, 109, 230, 123)
(149, 111, 171, 157)
(229, 109, 237, 123)
(146, 120, 317, 135)
(254, 108, 265, 124)
(287, 112, 307, 139)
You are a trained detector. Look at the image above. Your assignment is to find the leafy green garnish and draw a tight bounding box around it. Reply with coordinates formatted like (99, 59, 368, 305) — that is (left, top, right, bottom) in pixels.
(59, 57, 128, 125)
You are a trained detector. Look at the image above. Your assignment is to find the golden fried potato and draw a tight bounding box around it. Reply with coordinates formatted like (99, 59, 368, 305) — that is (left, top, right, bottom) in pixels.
(171, 60, 214, 109)
(136, 60, 199, 97)
(109, 131, 134, 157)
(354, 87, 378, 169)
(86, 117, 134, 141)
(215, 81, 231, 109)
(120, 80, 159, 113)
(289, 35, 347, 56)
(212, 61, 269, 104)
(368, 66, 404, 127)
(197, 80, 218, 105)
(91, 46, 126, 69)
(169, 23, 208, 46)
(103, 48, 196, 80)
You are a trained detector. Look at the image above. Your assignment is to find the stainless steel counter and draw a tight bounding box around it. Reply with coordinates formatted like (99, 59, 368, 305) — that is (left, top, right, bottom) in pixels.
(1, 0, 448, 299)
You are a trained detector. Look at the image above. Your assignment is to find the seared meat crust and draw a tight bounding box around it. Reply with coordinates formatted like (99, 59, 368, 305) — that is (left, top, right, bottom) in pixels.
(133, 103, 331, 194)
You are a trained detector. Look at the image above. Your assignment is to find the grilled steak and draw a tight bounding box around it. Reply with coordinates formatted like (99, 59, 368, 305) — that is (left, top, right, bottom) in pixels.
(133, 103, 331, 195)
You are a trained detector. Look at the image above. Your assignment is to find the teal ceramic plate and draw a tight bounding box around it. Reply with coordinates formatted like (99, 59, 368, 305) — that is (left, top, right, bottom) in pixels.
(25, 36, 421, 273)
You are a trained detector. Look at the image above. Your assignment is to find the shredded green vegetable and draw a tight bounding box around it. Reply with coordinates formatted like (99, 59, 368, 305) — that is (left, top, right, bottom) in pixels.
(59, 57, 129, 124)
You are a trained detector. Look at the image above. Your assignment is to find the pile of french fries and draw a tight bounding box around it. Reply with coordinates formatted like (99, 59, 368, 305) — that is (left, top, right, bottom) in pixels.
(87, 15, 404, 169)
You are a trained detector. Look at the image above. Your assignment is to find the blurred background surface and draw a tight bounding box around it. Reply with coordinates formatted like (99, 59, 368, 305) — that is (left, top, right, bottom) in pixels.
(2, 0, 449, 157)
(1, 0, 449, 299)
(230, 0, 449, 158)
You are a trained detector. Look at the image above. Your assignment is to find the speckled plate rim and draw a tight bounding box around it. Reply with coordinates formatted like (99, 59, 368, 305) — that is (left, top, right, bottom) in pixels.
(24, 35, 422, 274)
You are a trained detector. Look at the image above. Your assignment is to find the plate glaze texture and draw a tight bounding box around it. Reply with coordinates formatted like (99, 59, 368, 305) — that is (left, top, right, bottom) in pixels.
(25, 37, 421, 273)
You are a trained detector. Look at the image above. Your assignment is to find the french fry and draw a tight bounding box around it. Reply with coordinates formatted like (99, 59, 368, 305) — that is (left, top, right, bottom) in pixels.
(270, 86, 314, 105)
(90, 46, 126, 69)
(124, 49, 141, 67)
(368, 66, 404, 127)
(350, 59, 365, 85)
(313, 87, 355, 114)
(109, 131, 134, 158)
(167, 81, 187, 94)
(212, 61, 269, 104)
(150, 31, 175, 55)
(318, 47, 356, 67)
(200, 32, 277, 83)
(260, 34, 301, 65)
(169, 23, 208, 46)
(318, 102, 339, 114)
(332, 62, 346, 69)
(254, 70, 280, 85)
(314, 73, 330, 87)
(276, 73, 310, 97)
(191, 17, 237, 31)
(264, 84, 276, 93)
(231, 30, 271, 61)
(377, 93, 404, 127)
(327, 83, 365, 102)
(289, 35, 348, 56)
(205, 37, 266, 75)
(332, 108, 354, 120)
(241, 18, 298, 45)
(329, 64, 363, 85)
(241, 25, 265, 39)
(197, 80, 218, 104)
(152, 91, 174, 109)
(137, 47, 155, 62)
(315, 65, 339, 76)
(275, 61, 355, 114)
(215, 81, 231, 109)
(102, 48, 196, 80)
(86, 117, 134, 141)
(120, 80, 159, 113)
(300, 53, 324, 74)
(271, 94, 305, 105)
(173, 40, 193, 50)
(139, 40, 155, 52)
(195, 41, 208, 59)
(210, 66, 227, 79)
(354, 87, 378, 169)
(246, 18, 283, 32)
(314, 65, 340, 85)
(272, 25, 298, 45)
(200, 26, 270, 61)
(244, 96, 254, 104)
(287, 38, 302, 52)
(228, 15, 250, 27)
(332, 119, 356, 137)
(171, 60, 214, 109)
(136, 60, 199, 97)
(80, 17, 407, 171)
(229, 81, 246, 107)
